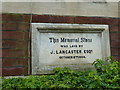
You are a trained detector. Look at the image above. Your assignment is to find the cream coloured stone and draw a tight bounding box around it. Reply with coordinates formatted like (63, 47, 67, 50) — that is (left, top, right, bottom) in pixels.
(31, 23, 110, 74)
(2, 0, 120, 2)
(2, 2, 119, 17)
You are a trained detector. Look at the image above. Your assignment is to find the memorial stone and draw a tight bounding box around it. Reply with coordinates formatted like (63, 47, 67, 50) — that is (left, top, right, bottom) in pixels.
(32, 23, 110, 74)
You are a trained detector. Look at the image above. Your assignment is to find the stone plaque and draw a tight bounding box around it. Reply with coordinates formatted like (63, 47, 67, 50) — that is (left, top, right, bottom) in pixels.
(32, 23, 110, 74)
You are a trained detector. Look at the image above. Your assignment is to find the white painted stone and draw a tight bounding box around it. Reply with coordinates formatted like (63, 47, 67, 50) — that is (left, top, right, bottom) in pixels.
(32, 23, 110, 74)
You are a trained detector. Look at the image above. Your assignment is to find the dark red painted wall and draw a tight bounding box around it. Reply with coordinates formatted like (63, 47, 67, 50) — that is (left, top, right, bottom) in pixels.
(2, 14, 30, 76)
(2, 13, 120, 76)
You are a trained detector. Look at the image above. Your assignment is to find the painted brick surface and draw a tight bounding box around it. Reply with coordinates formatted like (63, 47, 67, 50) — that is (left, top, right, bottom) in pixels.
(109, 25, 119, 32)
(2, 22, 17, 31)
(2, 13, 120, 76)
(2, 67, 28, 76)
(2, 58, 28, 67)
(32, 15, 74, 23)
(2, 14, 30, 22)
(2, 14, 31, 76)
(2, 40, 28, 49)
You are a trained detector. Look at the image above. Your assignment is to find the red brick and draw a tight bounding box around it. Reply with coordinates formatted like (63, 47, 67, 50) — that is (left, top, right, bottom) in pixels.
(2, 49, 28, 57)
(0, 14, 2, 19)
(22, 14, 31, 22)
(2, 58, 28, 67)
(2, 31, 24, 39)
(2, 58, 18, 67)
(2, 14, 21, 22)
(32, 15, 50, 23)
(119, 42, 120, 47)
(0, 32, 1, 39)
(2, 67, 28, 76)
(2, 40, 29, 49)
(16, 40, 29, 49)
(109, 18, 119, 25)
(75, 17, 118, 25)
(0, 49, 2, 58)
(2, 31, 30, 40)
(110, 33, 120, 40)
(24, 32, 30, 39)
(49, 16, 74, 23)
(74, 17, 103, 24)
(101, 18, 118, 25)
(0, 49, 2, 57)
(109, 25, 119, 32)
(75, 17, 89, 24)
(118, 49, 120, 55)
(0, 41, 2, 48)
(18, 23, 30, 31)
(0, 59, 2, 67)
(17, 59, 28, 67)
(111, 48, 119, 55)
(2, 22, 30, 31)
(0, 68, 2, 76)
(2, 14, 30, 22)
(32, 15, 74, 23)
(2, 40, 17, 48)
(110, 40, 120, 47)
(2, 22, 17, 30)
(118, 25, 120, 32)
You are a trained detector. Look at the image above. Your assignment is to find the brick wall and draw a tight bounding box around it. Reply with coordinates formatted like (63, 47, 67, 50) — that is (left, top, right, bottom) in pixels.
(2, 14, 31, 76)
(2, 13, 120, 76)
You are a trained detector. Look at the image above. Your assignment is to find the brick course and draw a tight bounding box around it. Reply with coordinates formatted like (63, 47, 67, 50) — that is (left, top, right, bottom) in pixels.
(2, 67, 28, 76)
(2, 58, 28, 67)
(2, 40, 28, 49)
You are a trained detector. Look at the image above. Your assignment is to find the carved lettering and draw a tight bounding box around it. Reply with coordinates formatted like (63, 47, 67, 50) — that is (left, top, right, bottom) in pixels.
(49, 37, 94, 59)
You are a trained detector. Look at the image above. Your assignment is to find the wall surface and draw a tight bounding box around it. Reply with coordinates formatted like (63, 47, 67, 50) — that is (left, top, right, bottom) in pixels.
(2, 14, 31, 76)
(2, 14, 120, 76)
(1, 1, 120, 76)
(2, 2, 119, 17)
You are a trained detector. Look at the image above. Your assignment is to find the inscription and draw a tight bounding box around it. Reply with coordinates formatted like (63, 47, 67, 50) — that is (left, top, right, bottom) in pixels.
(49, 37, 93, 60)
(49, 37, 92, 43)
(37, 32, 102, 74)
(59, 56, 86, 59)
